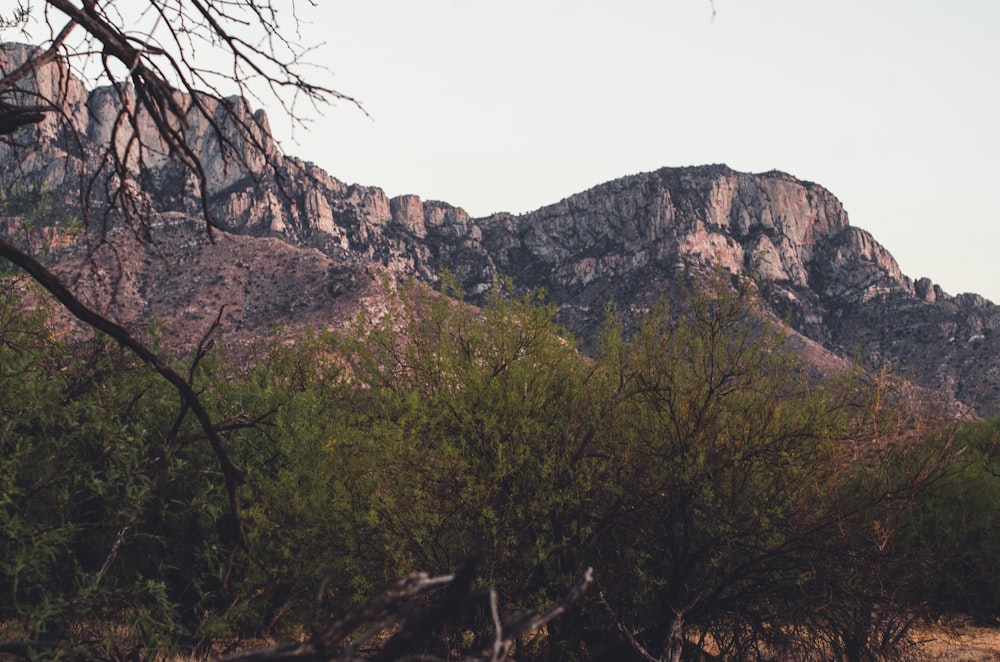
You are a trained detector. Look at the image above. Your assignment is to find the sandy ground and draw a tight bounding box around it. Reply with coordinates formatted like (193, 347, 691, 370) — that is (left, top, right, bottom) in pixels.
(915, 621, 1000, 661)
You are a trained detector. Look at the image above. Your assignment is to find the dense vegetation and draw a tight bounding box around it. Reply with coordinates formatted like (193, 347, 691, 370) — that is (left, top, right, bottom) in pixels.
(1, 272, 998, 661)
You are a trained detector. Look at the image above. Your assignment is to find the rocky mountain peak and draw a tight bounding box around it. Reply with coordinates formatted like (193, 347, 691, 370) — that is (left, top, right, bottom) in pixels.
(3, 42, 999, 415)
(480, 165, 853, 290)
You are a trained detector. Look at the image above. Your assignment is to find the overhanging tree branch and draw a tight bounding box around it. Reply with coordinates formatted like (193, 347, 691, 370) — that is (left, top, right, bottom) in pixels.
(0, 235, 248, 547)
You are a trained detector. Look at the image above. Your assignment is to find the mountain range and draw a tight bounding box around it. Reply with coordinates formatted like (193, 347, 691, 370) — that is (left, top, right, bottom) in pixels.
(3, 43, 999, 416)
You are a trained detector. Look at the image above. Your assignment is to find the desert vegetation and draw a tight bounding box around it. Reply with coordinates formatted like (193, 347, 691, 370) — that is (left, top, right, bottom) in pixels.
(3, 2, 1000, 660)
(2, 271, 997, 660)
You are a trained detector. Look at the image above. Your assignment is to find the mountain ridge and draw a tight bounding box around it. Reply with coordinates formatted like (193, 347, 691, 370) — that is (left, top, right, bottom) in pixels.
(2, 42, 998, 415)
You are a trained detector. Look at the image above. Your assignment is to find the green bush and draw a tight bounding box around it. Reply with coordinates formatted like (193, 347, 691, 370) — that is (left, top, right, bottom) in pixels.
(587, 276, 953, 661)
(230, 276, 609, 655)
(0, 271, 966, 660)
(235, 274, 956, 660)
(896, 416, 1000, 618)
(0, 280, 249, 657)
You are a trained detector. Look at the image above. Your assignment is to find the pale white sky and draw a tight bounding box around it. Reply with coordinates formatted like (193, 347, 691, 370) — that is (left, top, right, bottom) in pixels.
(274, 0, 1000, 303)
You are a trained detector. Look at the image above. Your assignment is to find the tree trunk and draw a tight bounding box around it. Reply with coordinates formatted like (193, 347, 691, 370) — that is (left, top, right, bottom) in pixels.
(662, 611, 686, 662)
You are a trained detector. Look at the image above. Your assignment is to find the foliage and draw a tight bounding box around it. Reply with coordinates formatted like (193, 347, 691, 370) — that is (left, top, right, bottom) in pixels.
(335, 276, 601, 585)
(0, 280, 250, 657)
(895, 416, 1000, 618)
(230, 275, 609, 656)
(589, 275, 954, 661)
(228, 273, 958, 661)
(0, 4, 29, 34)
(0, 3, 984, 656)
(0, 271, 973, 661)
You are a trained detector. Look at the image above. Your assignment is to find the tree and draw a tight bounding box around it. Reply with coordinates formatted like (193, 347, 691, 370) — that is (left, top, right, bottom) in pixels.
(895, 417, 1000, 618)
(0, 281, 252, 655)
(0, 4, 609, 658)
(0, 0, 363, 567)
(0, 2, 359, 657)
(0, 0, 355, 530)
(0, 4, 967, 660)
(592, 275, 954, 662)
(314, 275, 608, 657)
(236, 272, 958, 661)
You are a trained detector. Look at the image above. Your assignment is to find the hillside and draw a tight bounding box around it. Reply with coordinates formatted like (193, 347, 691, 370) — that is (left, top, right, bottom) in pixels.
(2, 42, 998, 414)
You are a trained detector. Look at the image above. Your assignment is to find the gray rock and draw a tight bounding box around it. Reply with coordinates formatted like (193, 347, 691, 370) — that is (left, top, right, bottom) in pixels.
(4, 42, 998, 415)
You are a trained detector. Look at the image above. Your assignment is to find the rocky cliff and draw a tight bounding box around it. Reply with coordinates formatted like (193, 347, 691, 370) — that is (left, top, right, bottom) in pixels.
(3, 43, 998, 414)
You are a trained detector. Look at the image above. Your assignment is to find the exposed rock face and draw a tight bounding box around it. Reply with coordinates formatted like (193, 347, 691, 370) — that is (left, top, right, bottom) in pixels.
(3, 43, 999, 414)
(469, 167, 860, 337)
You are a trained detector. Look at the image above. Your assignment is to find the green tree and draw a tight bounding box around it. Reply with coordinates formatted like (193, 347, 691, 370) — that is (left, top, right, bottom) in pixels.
(593, 275, 953, 662)
(895, 417, 1000, 618)
(1, 3, 353, 654)
(0, 280, 255, 657)
(317, 276, 608, 655)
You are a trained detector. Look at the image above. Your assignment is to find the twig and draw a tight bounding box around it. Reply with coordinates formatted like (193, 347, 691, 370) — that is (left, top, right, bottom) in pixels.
(0, 235, 249, 549)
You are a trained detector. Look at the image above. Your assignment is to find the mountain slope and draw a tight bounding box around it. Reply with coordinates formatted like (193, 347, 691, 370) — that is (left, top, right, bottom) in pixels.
(3, 43, 998, 414)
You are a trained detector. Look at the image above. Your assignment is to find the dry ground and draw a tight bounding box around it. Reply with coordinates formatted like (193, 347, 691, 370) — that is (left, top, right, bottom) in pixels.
(183, 629, 1000, 661)
(915, 619, 1000, 661)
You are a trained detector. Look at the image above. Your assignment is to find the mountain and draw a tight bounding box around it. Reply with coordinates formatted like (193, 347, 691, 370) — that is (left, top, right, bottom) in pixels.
(3, 43, 999, 415)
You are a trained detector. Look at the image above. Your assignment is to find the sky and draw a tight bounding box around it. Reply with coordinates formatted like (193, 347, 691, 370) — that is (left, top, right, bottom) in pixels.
(263, 0, 999, 303)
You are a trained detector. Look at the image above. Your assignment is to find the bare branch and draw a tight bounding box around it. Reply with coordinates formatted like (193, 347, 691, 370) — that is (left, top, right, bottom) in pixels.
(0, 235, 248, 547)
(218, 568, 595, 662)
(597, 591, 659, 662)
(0, 20, 75, 96)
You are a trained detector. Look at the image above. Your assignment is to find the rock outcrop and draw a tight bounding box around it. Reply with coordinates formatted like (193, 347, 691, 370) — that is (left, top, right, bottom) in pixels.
(3, 43, 998, 414)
